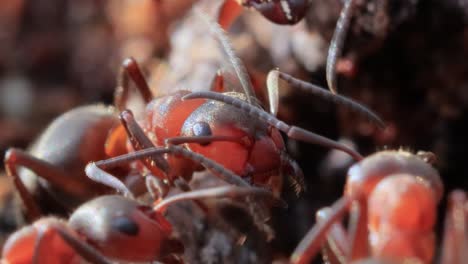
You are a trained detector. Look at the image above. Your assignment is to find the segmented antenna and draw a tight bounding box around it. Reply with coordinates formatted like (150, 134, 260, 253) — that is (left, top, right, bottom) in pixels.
(92, 145, 251, 188)
(153, 186, 286, 213)
(277, 70, 385, 129)
(326, 0, 357, 94)
(182, 92, 363, 161)
(195, 8, 256, 103)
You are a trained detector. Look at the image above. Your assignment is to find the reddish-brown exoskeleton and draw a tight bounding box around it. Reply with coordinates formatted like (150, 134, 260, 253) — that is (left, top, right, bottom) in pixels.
(3, 105, 123, 221)
(1, 186, 281, 264)
(86, 13, 384, 199)
(218, 0, 310, 29)
(285, 150, 445, 264)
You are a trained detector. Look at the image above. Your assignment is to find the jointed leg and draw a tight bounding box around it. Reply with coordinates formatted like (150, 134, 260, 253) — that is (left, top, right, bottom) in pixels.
(119, 110, 169, 175)
(316, 207, 350, 264)
(290, 196, 353, 264)
(114, 58, 153, 111)
(347, 197, 369, 260)
(441, 190, 467, 264)
(4, 148, 83, 221)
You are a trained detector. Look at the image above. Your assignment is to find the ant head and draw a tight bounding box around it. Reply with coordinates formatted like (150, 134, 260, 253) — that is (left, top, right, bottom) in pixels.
(68, 195, 177, 262)
(242, 0, 309, 25)
(345, 150, 443, 201)
(2, 218, 77, 263)
(181, 92, 285, 180)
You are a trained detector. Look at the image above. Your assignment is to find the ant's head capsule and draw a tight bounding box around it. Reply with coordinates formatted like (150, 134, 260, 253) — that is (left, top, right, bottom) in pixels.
(345, 150, 443, 201)
(181, 92, 284, 187)
(68, 195, 174, 262)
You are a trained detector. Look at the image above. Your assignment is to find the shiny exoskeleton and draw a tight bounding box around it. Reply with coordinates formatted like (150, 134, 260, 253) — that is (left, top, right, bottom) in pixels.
(289, 150, 444, 264)
(4, 105, 126, 220)
(1, 186, 280, 264)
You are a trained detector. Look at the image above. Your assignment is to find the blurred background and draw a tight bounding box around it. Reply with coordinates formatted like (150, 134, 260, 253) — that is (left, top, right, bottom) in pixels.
(1, 0, 468, 262)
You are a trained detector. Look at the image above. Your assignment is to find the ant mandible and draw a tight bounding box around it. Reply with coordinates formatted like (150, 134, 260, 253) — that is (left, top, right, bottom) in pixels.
(1, 185, 282, 264)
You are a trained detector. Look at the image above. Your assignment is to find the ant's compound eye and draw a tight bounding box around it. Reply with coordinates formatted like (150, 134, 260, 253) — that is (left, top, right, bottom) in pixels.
(111, 216, 140, 236)
(193, 122, 212, 137)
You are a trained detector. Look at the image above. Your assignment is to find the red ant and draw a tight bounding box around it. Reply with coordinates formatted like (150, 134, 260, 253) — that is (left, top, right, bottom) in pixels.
(285, 150, 442, 263)
(0, 12, 264, 222)
(85, 12, 385, 200)
(179, 78, 460, 262)
(1, 185, 282, 264)
(2, 55, 166, 222)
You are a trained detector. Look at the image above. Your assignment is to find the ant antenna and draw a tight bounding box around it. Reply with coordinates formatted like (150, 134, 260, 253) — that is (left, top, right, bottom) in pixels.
(153, 186, 286, 213)
(326, 0, 357, 94)
(182, 92, 364, 161)
(90, 145, 251, 188)
(195, 8, 256, 103)
(85, 163, 134, 199)
(276, 70, 385, 129)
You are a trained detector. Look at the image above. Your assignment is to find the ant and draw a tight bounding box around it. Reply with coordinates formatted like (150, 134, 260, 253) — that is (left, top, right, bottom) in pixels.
(1, 185, 282, 264)
(0, 11, 263, 222)
(2, 55, 163, 222)
(86, 12, 385, 200)
(286, 150, 442, 263)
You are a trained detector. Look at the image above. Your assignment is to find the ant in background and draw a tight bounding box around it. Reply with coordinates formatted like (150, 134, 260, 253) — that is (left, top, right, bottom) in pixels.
(2, 185, 283, 264)
(288, 150, 442, 263)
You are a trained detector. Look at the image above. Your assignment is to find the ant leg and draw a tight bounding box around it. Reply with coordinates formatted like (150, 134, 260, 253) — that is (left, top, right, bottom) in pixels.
(182, 92, 363, 160)
(347, 196, 369, 260)
(276, 70, 385, 129)
(210, 70, 226, 93)
(326, 0, 357, 94)
(316, 207, 350, 264)
(290, 196, 352, 264)
(114, 57, 153, 111)
(3, 148, 89, 220)
(85, 163, 133, 198)
(119, 110, 170, 175)
(441, 190, 467, 264)
(53, 226, 113, 264)
(153, 185, 285, 213)
(172, 178, 210, 214)
(217, 0, 243, 30)
(4, 149, 41, 221)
